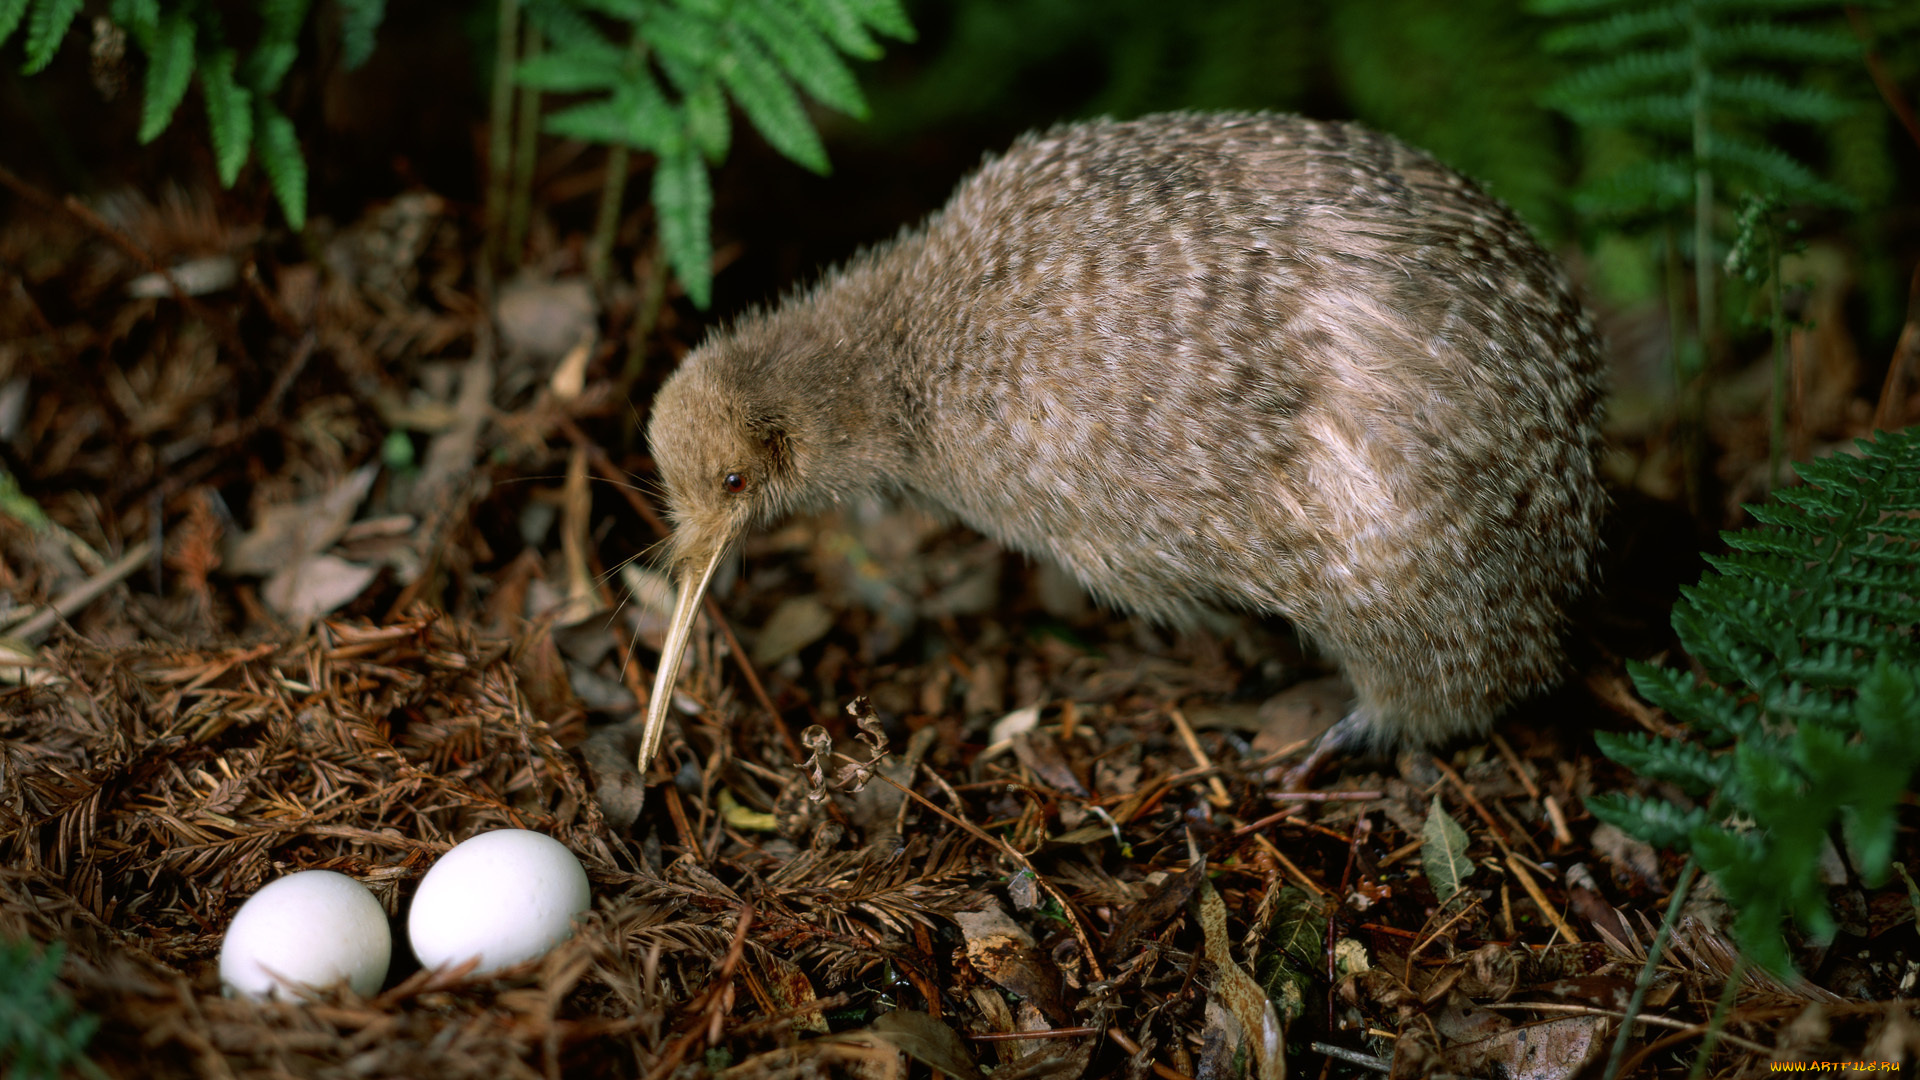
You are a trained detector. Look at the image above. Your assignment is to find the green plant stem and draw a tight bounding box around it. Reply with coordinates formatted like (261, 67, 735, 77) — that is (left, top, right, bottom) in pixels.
(621, 235, 669, 395)
(483, 0, 521, 281)
(507, 23, 544, 266)
(1686, 950, 1747, 1080)
(1686, 1, 1716, 517)
(589, 144, 631, 294)
(588, 33, 651, 293)
(1690, 26, 1716, 361)
(1603, 858, 1699, 1080)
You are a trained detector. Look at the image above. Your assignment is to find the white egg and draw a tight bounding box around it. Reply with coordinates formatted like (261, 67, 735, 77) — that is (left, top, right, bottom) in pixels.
(407, 829, 591, 976)
(219, 870, 391, 1001)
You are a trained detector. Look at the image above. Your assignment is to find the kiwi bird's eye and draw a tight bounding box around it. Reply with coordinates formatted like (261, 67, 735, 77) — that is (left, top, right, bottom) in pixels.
(723, 472, 747, 494)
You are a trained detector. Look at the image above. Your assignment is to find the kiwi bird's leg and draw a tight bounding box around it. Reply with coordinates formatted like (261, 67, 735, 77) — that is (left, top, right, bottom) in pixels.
(1281, 708, 1375, 791)
(638, 542, 729, 779)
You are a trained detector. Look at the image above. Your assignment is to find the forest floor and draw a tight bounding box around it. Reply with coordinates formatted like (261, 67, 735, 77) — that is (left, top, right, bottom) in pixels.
(2, 142, 1918, 1080)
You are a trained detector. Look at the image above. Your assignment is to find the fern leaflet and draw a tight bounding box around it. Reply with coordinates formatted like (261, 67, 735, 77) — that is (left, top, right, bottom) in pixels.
(0, 939, 108, 1080)
(137, 11, 195, 143)
(20, 0, 80, 73)
(519, 0, 911, 306)
(1595, 429, 1920, 974)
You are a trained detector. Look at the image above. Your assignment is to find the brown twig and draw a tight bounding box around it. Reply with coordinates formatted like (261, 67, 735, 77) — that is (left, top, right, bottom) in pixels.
(1168, 707, 1232, 808)
(1506, 852, 1581, 943)
(641, 904, 753, 1080)
(1431, 756, 1514, 855)
(1106, 1027, 1198, 1080)
(969, 1027, 1099, 1041)
(6, 539, 156, 644)
(1870, 262, 1920, 433)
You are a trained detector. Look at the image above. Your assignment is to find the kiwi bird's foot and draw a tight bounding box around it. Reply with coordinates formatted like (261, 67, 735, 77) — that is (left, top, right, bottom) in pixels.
(1281, 708, 1374, 791)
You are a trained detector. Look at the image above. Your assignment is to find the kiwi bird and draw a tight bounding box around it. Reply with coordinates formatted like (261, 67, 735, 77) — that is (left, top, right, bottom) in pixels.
(638, 111, 1606, 781)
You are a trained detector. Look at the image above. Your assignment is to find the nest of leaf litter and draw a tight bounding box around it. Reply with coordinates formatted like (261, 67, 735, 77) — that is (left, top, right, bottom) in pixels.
(13, 596, 1865, 1080)
(0, 593, 1668, 1080)
(0, 612, 992, 1079)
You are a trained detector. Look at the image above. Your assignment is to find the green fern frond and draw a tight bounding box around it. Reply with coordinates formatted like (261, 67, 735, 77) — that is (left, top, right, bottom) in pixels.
(524, 0, 616, 52)
(254, 98, 307, 230)
(104, 0, 155, 45)
(515, 43, 628, 92)
(1543, 48, 1691, 94)
(1594, 729, 1732, 794)
(7, 0, 354, 229)
(642, 3, 720, 69)
(1585, 792, 1714, 850)
(571, 0, 644, 16)
(337, 0, 384, 69)
(653, 143, 713, 307)
(1706, 19, 1858, 60)
(1572, 158, 1694, 219)
(795, 0, 882, 58)
(1556, 91, 1693, 130)
(1600, 429, 1920, 974)
(720, 22, 830, 173)
(841, 0, 913, 42)
(199, 49, 254, 185)
(243, 0, 309, 93)
(1528, 0, 1655, 14)
(1709, 131, 1855, 206)
(1697, 0, 1856, 11)
(0, 939, 107, 1080)
(1542, 6, 1685, 53)
(737, 0, 867, 118)
(545, 72, 681, 152)
(520, 0, 909, 306)
(1627, 661, 1763, 739)
(0, 0, 27, 52)
(684, 76, 731, 162)
(1710, 72, 1853, 122)
(137, 11, 195, 143)
(20, 0, 80, 73)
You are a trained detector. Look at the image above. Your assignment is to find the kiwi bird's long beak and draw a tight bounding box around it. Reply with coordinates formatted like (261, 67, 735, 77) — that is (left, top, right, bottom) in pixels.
(638, 541, 728, 779)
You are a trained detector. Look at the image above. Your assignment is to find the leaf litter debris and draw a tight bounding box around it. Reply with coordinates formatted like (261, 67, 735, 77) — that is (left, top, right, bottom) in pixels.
(3, 169, 1917, 1079)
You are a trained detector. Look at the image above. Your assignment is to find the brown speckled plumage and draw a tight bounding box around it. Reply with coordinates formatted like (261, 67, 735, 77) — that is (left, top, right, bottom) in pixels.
(644, 111, 1605, 764)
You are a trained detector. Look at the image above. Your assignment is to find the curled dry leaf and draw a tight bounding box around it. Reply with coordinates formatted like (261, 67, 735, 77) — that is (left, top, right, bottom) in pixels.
(261, 553, 379, 625)
(1196, 874, 1287, 1080)
(224, 464, 378, 576)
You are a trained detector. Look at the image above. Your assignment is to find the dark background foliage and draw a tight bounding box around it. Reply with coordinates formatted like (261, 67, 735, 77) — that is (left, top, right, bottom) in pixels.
(6, 0, 1915, 353)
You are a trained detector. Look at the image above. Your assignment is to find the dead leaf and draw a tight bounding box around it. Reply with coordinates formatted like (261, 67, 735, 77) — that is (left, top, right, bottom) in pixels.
(758, 952, 830, 1036)
(497, 276, 596, 364)
(869, 1009, 986, 1080)
(261, 553, 379, 624)
(953, 906, 1069, 1026)
(411, 347, 493, 514)
(581, 723, 647, 830)
(1422, 794, 1473, 903)
(1196, 874, 1287, 1080)
(1104, 862, 1203, 967)
(751, 595, 835, 666)
(1251, 676, 1350, 752)
(986, 704, 1041, 749)
(1444, 1016, 1606, 1080)
(225, 464, 378, 575)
